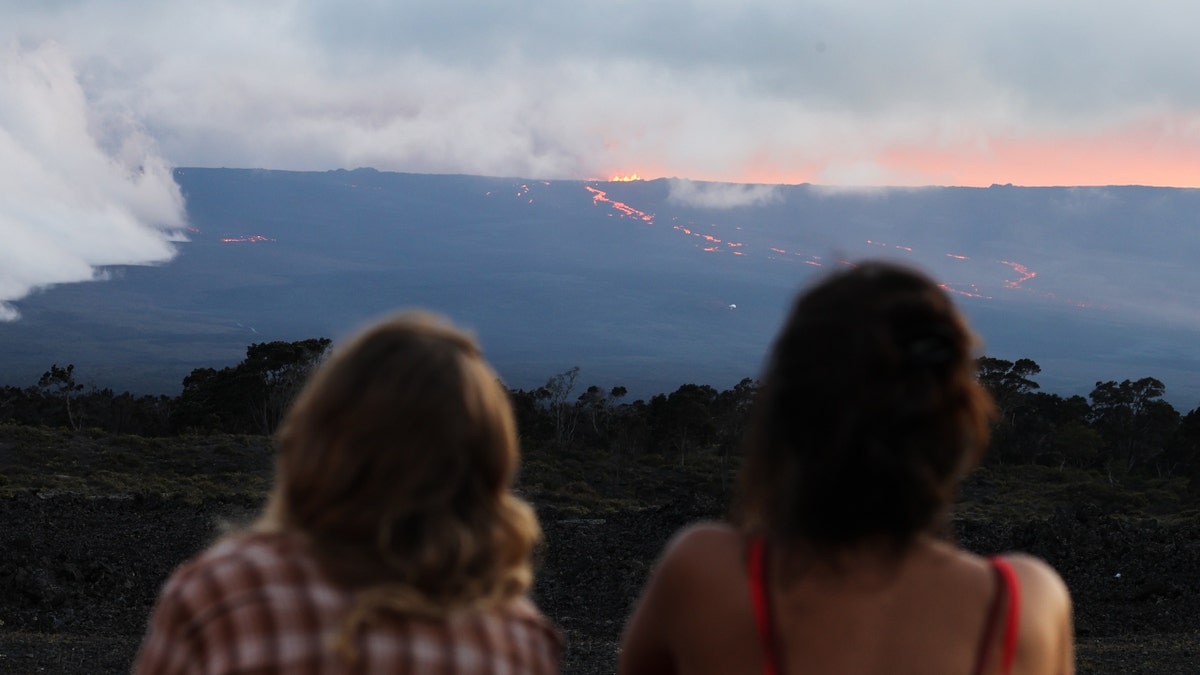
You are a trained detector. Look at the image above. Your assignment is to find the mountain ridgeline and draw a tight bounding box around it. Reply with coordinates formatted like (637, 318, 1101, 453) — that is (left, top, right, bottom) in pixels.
(3, 168, 1200, 406)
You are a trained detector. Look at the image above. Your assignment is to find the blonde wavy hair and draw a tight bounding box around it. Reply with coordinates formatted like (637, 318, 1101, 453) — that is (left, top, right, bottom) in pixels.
(256, 311, 540, 656)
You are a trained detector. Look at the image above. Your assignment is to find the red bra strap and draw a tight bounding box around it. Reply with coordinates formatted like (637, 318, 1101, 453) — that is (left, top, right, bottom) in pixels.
(971, 562, 1004, 675)
(973, 556, 1022, 675)
(747, 537, 780, 675)
(993, 557, 1022, 675)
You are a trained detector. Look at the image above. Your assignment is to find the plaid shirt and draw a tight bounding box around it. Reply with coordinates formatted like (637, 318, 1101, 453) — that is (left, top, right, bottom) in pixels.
(133, 531, 562, 674)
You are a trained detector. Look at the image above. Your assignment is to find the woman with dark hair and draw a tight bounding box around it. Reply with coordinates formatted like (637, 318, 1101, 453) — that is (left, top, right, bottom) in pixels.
(135, 312, 561, 674)
(619, 262, 1074, 675)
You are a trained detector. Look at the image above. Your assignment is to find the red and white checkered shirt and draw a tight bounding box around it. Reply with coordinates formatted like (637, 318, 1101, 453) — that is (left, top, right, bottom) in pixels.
(133, 531, 562, 674)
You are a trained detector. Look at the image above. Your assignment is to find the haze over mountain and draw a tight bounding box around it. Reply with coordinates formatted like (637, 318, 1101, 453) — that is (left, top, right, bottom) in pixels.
(3, 168, 1199, 407)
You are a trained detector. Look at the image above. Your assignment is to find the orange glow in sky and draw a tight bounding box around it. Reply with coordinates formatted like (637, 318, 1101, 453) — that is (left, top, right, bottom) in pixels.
(872, 127, 1200, 187)
(598, 124, 1200, 187)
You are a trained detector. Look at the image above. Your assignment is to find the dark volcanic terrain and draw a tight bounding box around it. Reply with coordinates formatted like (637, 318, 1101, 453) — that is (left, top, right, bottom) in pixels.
(1, 426, 1198, 674)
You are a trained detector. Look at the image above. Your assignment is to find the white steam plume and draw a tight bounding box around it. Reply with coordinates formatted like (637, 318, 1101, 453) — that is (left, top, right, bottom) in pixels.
(0, 42, 186, 321)
(667, 178, 782, 209)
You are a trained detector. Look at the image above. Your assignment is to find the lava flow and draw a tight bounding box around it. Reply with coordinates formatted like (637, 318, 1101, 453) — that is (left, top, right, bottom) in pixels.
(867, 239, 914, 253)
(939, 283, 991, 299)
(672, 224, 746, 253)
(998, 260, 1036, 288)
(585, 186, 654, 224)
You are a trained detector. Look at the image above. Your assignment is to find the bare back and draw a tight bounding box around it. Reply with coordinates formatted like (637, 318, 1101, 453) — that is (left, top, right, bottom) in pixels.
(618, 523, 1073, 675)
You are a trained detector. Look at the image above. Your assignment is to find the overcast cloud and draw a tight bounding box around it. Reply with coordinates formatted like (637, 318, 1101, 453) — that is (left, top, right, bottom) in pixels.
(4, 1, 1200, 317)
(9, 1, 1200, 184)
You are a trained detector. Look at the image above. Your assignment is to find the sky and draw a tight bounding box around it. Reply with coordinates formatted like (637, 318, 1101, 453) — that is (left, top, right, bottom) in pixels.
(4, 0, 1200, 318)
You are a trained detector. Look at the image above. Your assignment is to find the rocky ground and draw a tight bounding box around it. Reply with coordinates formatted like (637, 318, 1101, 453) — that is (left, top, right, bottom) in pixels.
(1, 491, 1198, 674)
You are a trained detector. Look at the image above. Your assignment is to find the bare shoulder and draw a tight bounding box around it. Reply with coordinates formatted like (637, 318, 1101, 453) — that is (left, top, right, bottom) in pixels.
(997, 553, 1076, 673)
(618, 522, 748, 675)
(650, 522, 745, 593)
(1000, 552, 1072, 607)
(663, 522, 743, 557)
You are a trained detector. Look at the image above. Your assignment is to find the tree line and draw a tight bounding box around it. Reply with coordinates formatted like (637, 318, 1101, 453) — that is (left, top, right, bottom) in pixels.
(0, 339, 330, 437)
(976, 357, 1199, 480)
(2, 341, 1199, 486)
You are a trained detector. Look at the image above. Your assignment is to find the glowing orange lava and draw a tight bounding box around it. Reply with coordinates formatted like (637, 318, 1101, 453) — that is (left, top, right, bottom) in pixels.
(610, 174, 643, 182)
(866, 239, 913, 252)
(672, 223, 749, 254)
(585, 186, 655, 224)
(998, 260, 1037, 288)
(940, 283, 991, 299)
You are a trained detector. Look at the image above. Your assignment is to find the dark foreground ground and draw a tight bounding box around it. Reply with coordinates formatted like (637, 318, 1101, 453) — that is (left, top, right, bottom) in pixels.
(1, 491, 1199, 674)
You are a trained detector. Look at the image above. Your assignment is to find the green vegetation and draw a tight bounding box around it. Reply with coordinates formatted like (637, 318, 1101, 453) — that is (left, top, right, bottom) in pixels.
(1, 421, 1196, 527)
(956, 464, 1197, 523)
(0, 424, 273, 502)
(2, 344, 1200, 517)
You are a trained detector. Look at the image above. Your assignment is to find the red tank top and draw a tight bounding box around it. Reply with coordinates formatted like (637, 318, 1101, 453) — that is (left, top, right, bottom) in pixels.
(747, 538, 1021, 675)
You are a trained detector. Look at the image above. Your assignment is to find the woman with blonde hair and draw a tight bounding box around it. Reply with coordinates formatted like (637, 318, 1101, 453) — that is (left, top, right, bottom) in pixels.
(619, 261, 1074, 675)
(135, 312, 561, 674)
